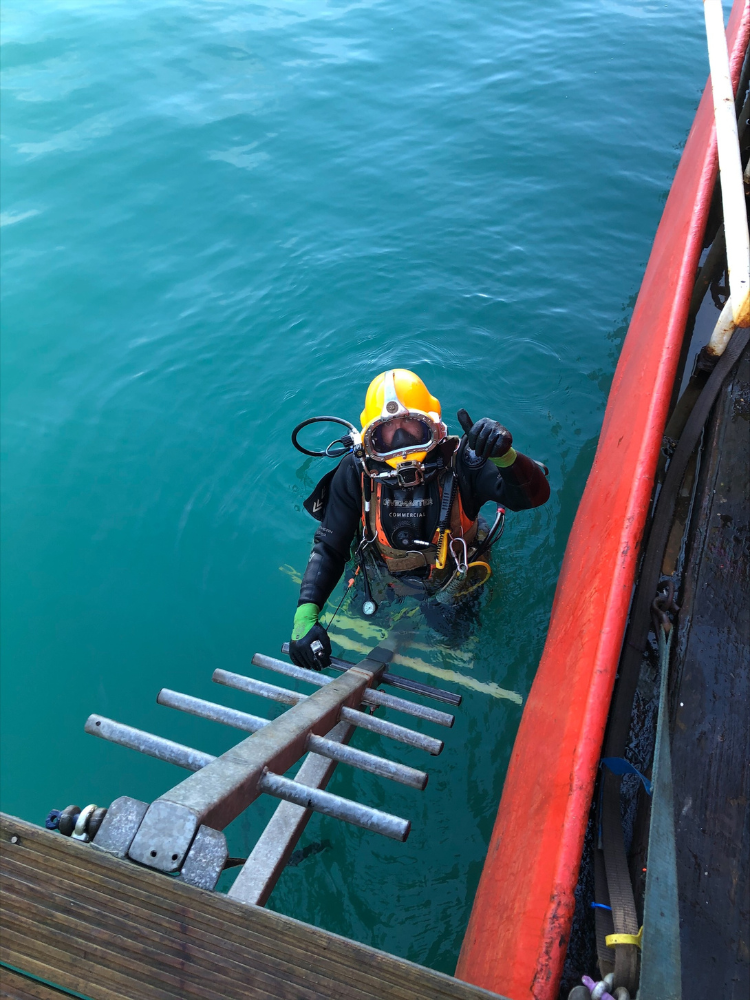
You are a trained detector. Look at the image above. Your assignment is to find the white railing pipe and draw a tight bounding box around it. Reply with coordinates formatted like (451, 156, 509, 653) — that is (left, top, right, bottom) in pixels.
(707, 297, 736, 355)
(704, 0, 750, 327)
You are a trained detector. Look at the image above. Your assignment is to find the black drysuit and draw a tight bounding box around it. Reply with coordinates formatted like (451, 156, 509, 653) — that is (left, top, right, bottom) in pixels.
(298, 440, 549, 609)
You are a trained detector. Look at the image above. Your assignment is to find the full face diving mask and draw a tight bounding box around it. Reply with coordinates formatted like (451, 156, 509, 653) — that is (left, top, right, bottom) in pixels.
(361, 370, 446, 484)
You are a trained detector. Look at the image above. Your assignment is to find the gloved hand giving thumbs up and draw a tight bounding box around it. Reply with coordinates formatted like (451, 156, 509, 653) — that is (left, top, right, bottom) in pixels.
(457, 409, 513, 461)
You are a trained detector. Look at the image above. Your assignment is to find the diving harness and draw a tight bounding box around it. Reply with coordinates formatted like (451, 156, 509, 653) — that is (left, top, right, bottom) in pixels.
(292, 416, 506, 616)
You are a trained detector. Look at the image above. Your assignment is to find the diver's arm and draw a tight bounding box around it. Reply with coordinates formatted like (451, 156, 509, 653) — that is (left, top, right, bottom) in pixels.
(298, 455, 362, 609)
(455, 410, 550, 514)
(290, 455, 361, 670)
(298, 536, 350, 608)
(474, 449, 550, 511)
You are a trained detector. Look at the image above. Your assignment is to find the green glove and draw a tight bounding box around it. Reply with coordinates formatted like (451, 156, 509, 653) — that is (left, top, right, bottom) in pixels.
(290, 603, 331, 670)
(292, 603, 320, 640)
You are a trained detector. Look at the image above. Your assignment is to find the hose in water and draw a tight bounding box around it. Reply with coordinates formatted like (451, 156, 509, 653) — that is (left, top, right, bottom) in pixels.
(292, 416, 359, 458)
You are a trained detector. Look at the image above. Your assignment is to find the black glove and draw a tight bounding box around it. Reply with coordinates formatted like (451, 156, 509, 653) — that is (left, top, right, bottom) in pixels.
(457, 409, 513, 460)
(289, 622, 332, 672)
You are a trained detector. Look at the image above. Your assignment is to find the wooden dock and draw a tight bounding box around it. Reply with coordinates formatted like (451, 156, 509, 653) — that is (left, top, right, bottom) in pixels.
(0, 813, 506, 1000)
(1, 968, 66, 999)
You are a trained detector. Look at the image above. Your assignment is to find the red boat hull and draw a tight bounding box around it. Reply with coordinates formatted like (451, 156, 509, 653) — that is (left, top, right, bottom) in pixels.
(455, 3, 750, 998)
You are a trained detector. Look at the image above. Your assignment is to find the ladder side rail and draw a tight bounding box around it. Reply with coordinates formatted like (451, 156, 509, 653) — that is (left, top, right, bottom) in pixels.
(128, 662, 383, 871)
(227, 720, 354, 907)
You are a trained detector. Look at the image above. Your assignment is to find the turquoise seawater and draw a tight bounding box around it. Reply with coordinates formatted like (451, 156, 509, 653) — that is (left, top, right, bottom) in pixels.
(1, 0, 711, 974)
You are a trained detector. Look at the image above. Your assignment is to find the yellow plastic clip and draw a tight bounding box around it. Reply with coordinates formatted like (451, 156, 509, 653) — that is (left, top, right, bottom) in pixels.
(605, 926, 643, 950)
(435, 529, 450, 570)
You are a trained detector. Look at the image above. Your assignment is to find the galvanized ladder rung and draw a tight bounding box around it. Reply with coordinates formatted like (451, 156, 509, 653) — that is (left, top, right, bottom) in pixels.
(81, 633, 461, 902)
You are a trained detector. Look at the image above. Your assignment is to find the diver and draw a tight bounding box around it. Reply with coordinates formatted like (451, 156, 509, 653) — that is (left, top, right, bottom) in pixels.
(288, 369, 550, 670)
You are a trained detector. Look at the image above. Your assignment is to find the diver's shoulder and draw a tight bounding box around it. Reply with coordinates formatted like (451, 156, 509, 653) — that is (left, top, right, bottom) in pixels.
(336, 451, 363, 488)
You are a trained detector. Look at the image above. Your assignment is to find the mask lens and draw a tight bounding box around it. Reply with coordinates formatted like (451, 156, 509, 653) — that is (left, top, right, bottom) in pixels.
(371, 418, 431, 456)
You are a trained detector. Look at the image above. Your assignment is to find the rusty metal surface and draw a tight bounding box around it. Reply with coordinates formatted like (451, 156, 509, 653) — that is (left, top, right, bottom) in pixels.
(671, 346, 750, 1000)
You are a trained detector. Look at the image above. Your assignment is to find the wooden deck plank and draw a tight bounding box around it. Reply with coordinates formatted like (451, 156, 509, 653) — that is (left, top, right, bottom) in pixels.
(1, 850, 422, 1000)
(0, 968, 74, 1000)
(2, 825, 431, 997)
(0, 815, 506, 1000)
(671, 347, 750, 1000)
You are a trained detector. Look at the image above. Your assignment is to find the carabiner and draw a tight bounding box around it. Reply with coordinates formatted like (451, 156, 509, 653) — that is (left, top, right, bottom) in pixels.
(450, 536, 468, 575)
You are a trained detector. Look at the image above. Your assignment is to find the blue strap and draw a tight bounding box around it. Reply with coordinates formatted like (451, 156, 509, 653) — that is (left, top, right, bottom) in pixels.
(600, 756, 652, 796)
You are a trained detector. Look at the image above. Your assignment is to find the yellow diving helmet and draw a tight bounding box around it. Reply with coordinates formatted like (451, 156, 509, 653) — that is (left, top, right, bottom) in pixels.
(360, 369, 447, 474)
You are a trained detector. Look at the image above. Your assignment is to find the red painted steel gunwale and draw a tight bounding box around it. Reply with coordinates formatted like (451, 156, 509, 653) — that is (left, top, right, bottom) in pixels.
(456, 4, 750, 998)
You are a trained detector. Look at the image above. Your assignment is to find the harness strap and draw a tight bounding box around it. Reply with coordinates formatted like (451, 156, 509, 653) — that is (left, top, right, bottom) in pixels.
(362, 444, 477, 572)
(361, 471, 372, 539)
(437, 472, 456, 529)
(434, 470, 456, 570)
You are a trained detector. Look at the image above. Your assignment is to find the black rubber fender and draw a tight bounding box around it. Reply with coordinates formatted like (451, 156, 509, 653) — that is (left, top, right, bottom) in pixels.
(57, 804, 81, 837)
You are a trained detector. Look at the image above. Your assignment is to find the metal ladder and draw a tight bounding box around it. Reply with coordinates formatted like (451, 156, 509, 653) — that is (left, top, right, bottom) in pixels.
(81, 631, 461, 906)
